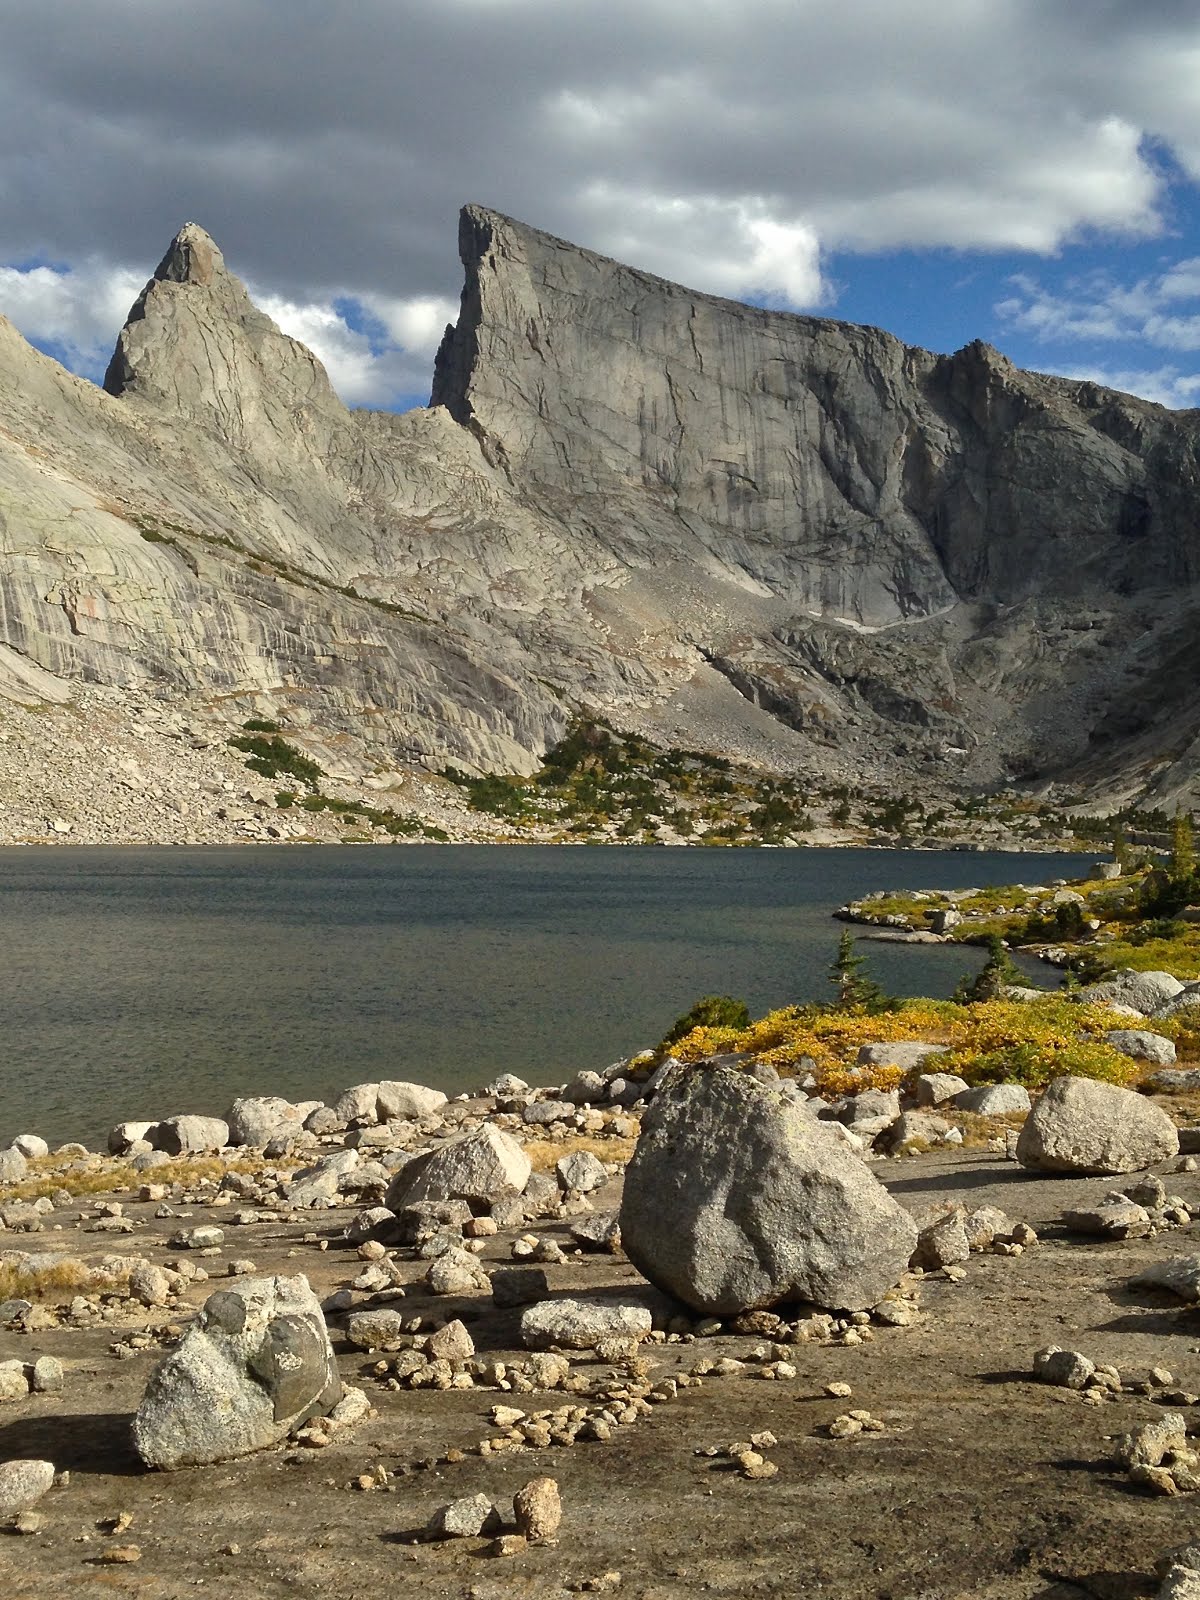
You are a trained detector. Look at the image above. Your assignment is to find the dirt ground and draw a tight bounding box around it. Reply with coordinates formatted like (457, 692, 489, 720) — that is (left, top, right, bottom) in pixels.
(5, 1147, 1200, 1600)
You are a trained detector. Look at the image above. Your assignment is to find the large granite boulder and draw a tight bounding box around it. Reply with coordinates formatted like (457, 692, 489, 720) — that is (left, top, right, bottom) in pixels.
(376, 1080, 449, 1120)
(1105, 1030, 1177, 1066)
(132, 1274, 340, 1468)
(1077, 970, 1184, 1014)
(152, 1115, 230, 1155)
(227, 1096, 310, 1148)
(386, 1124, 531, 1212)
(619, 1064, 917, 1314)
(1016, 1075, 1179, 1175)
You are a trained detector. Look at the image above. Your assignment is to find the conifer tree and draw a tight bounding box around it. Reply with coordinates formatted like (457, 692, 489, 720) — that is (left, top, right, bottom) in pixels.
(1171, 807, 1196, 885)
(830, 931, 884, 1010)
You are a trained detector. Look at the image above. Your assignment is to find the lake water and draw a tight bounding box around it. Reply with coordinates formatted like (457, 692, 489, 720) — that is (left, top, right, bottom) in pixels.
(0, 845, 1085, 1147)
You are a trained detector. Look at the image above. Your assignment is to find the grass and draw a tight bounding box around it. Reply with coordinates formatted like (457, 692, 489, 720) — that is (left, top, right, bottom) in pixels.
(666, 993, 1176, 1095)
(521, 1132, 639, 1172)
(275, 790, 449, 842)
(3, 1154, 266, 1203)
(0, 1258, 127, 1301)
(228, 733, 323, 787)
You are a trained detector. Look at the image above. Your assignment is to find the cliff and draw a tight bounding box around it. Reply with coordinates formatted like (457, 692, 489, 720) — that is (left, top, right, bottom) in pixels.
(2, 205, 1200, 801)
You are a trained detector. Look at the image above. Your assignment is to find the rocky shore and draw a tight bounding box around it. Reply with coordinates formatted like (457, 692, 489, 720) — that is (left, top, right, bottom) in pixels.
(7, 1040, 1200, 1596)
(0, 681, 1083, 851)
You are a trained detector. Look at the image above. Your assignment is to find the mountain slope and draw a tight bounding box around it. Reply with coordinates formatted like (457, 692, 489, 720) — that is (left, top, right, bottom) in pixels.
(2, 206, 1200, 804)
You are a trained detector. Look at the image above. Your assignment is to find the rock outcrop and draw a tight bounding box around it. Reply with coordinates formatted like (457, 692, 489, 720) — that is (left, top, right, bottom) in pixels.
(5, 206, 1200, 800)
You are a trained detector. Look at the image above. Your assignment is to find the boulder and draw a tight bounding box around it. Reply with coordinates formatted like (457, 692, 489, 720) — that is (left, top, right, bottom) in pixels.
(523, 1100, 576, 1127)
(386, 1125, 531, 1212)
(376, 1080, 448, 1121)
(953, 1084, 1031, 1116)
(346, 1308, 407, 1350)
(108, 1120, 156, 1156)
(857, 1042, 947, 1070)
(513, 1475, 561, 1543)
(331, 1083, 380, 1126)
(915, 1072, 970, 1107)
(425, 1247, 490, 1295)
(569, 1212, 622, 1252)
(1077, 969, 1184, 1013)
(521, 1296, 652, 1350)
(286, 1149, 359, 1207)
(428, 1494, 502, 1539)
(619, 1064, 918, 1314)
(838, 1088, 901, 1140)
(10, 1135, 48, 1160)
(0, 1147, 28, 1183)
(1034, 1346, 1096, 1390)
(1062, 1201, 1152, 1239)
(555, 1151, 608, 1194)
(911, 1209, 971, 1270)
(885, 1111, 951, 1150)
(963, 1206, 1012, 1250)
(1147, 1068, 1200, 1093)
(153, 1115, 230, 1155)
(1017, 1075, 1179, 1175)
(0, 1459, 55, 1517)
(226, 1097, 307, 1148)
(1153, 983, 1200, 1020)
(132, 1274, 341, 1468)
(1105, 1030, 1177, 1066)
(563, 1070, 606, 1105)
(492, 1267, 550, 1308)
(1131, 1257, 1200, 1301)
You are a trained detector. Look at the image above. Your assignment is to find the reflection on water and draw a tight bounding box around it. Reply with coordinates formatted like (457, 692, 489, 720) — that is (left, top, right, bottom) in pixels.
(0, 845, 1084, 1145)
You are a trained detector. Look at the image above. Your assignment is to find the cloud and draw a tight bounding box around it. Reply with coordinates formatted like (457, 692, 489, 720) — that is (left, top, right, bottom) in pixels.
(256, 291, 457, 407)
(0, 257, 454, 409)
(0, 0, 1196, 322)
(997, 257, 1200, 351)
(1051, 363, 1200, 411)
(0, 259, 147, 375)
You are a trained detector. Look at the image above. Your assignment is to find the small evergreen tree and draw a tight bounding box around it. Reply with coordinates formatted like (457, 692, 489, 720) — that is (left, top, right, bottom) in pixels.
(830, 931, 885, 1010)
(1171, 807, 1196, 885)
(954, 933, 1022, 1003)
(1112, 826, 1131, 874)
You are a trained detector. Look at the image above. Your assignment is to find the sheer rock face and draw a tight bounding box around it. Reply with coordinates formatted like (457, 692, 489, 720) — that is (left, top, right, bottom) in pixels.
(4, 210, 1200, 794)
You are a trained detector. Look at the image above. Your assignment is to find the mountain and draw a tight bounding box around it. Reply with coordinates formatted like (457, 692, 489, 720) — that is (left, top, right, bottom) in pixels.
(2, 205, 1200, 805)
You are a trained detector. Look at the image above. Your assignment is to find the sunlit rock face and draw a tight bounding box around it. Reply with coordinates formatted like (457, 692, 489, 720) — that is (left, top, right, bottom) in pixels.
(4, 204, 1200, 798)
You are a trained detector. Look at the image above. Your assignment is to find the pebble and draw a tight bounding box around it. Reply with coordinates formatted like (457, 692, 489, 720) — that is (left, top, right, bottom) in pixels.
(95, 1545, 142, 1563)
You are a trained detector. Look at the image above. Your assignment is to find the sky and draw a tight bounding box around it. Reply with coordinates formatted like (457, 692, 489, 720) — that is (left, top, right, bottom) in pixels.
(3, 0, 1200, 412)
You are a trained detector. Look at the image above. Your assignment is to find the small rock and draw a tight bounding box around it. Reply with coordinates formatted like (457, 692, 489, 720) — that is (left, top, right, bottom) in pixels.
(427, 1493, 502, 1539)
(513, 1475, 561, 1543)
(0, 1459, 55, 1516)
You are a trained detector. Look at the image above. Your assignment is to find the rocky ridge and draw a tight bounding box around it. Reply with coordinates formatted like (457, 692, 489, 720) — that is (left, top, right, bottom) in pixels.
(2, 208, 1200, 828)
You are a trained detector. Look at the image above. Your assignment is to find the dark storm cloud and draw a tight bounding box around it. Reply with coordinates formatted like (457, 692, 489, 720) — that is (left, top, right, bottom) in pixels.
(1, 0, 1198, 403)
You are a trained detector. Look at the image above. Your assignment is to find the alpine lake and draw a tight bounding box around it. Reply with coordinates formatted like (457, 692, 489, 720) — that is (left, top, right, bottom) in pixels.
(0, 844, 1087, 1146)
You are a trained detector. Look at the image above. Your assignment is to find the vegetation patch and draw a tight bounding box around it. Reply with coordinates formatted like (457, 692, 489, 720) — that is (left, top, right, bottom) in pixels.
(229, 733, 323, 787)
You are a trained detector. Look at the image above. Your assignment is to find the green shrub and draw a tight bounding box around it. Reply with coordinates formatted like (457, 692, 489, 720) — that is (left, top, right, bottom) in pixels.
(955, 1038, 1136, 1089)
(661, 994, 751, 1052)
(243, 717, 282, 733)
(228, 734, 323, 787)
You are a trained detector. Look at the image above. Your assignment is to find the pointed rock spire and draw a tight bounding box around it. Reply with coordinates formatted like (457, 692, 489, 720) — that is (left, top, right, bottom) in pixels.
(151, 222, 226, 288)
(102, 224, 347, 455)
